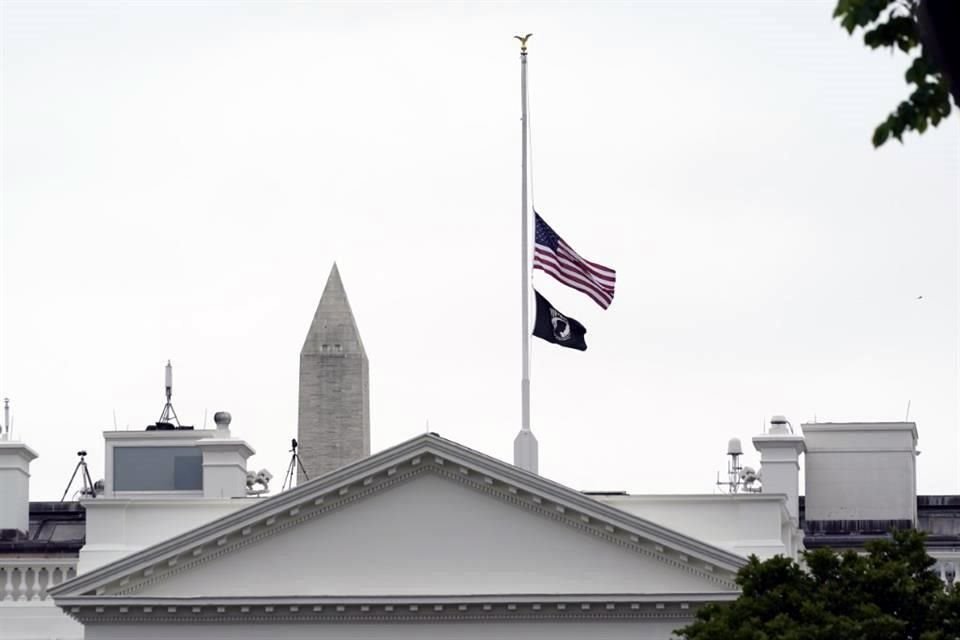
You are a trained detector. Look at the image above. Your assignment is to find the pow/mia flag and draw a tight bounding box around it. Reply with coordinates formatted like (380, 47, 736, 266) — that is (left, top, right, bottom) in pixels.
(533, 290, 587, 351)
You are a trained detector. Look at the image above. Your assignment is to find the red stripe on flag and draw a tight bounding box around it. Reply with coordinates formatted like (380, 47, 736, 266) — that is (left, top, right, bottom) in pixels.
(557, 240, 616, 282)
(534, 250, 613, 308)
(555, 251, 615, 291)
(537, 254, 614, 301)
(534, 262, 612, 309)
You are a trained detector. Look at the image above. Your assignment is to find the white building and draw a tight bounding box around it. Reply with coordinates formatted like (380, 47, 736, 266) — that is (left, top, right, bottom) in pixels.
(1, 268, 956, 640)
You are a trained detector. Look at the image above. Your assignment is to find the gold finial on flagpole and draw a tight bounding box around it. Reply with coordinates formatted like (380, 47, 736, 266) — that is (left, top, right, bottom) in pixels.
(514, 33, 532, 54)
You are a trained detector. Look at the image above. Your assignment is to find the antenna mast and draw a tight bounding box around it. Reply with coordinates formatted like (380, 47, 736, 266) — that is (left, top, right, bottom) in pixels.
(158, 360, 181, 426)
(715, 437, 761, 494)
(2, 397, 9, 440)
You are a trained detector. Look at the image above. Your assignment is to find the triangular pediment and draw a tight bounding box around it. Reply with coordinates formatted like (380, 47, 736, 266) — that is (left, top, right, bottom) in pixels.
(52, 435, 744, 605)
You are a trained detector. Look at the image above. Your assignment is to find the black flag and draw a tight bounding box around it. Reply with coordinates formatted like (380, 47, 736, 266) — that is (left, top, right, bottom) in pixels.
(533, 290, 587, 351)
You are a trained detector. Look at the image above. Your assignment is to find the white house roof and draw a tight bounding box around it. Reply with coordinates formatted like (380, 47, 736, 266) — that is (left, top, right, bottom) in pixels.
(51, 433, 744, 624)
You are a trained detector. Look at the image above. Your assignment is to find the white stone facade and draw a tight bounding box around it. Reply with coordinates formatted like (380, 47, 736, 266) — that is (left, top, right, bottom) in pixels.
(50, 435, 747, 640)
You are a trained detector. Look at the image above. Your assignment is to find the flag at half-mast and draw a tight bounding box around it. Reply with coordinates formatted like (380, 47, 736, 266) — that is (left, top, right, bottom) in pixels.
(533, 212, 616, 309)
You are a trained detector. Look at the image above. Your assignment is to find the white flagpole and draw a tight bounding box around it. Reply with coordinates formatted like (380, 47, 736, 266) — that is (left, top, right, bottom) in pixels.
(513, 34, 538, 474)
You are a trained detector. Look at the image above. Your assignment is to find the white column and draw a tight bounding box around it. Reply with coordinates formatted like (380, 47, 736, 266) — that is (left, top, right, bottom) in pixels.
(3, 567, 13, 601)
(31, 566, 42, 601)
(16, 567, 27, 601)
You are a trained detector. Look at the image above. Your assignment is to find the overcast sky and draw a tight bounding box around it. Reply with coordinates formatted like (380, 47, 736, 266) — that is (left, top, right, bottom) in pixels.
(2, 1, 957, 501)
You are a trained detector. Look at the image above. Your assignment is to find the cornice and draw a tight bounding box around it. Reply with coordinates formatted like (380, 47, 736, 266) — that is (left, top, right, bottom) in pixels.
(58, 593, 733, 625)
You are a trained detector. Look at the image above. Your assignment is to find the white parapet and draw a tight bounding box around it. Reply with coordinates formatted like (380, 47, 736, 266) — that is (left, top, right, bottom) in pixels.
(0, 558, 83, 640)
(592, 493, 804, 560)
(77, 497, 256, 575)
(803, 422, 918, 525)
(1, 558, 77, 603)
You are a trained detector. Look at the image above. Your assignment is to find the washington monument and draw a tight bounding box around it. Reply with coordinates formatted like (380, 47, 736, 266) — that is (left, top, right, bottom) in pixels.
(297, 263, 370, 481)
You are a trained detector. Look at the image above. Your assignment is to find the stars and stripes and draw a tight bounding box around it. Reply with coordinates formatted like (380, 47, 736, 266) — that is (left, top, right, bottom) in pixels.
(533, 212, 616, 309)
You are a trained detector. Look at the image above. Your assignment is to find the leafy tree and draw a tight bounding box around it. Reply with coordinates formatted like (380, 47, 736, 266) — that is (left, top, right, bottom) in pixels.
(833, 0, 954, 147)
(676, 529, 960, 640)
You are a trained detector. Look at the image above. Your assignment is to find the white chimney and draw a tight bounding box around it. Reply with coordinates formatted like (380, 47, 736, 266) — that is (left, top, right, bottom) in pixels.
(0, 439, 39, 535)
(197, 411, 255, 498)
(753, 415, 805, 525)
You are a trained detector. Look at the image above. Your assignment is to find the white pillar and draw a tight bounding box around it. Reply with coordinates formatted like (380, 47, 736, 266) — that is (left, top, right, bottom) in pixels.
(0, 441, 38, 535)
(196, 437, 255, 499)
(753, 416, 805, 525)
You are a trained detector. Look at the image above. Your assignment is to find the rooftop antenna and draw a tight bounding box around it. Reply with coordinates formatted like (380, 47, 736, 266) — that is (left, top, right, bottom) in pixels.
(3, 397, 9, 440)
(715, 437, 761, 494)
(282, 438, 309, 491)
(158, 360, 181, 426)
(716, 437, 745, 494)
(905, 400, 912, 422)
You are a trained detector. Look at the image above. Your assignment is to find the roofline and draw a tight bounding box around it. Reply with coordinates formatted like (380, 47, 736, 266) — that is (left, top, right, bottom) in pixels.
(800, 422, 918, 439)
(424, 436, 748, 569)
(51, 433, 746, 597)
(800, 421, 917, 427)
(594, 493, 786, 502)
(54, 592, 741, 608)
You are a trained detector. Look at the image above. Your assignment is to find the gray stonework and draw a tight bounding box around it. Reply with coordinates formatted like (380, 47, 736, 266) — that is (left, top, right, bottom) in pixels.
(297, 263, 370, 482)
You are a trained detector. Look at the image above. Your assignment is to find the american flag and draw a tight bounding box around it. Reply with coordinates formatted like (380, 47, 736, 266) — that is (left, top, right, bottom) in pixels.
(533, 212, 616, 309)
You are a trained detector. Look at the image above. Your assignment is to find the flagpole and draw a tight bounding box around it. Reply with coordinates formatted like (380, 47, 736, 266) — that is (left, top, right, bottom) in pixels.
(514, 33, 538, 474)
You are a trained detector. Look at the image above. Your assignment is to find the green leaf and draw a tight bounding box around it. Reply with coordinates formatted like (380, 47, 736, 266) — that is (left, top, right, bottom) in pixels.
(904, 56, 929, 85)
(676, 531, 947, 639)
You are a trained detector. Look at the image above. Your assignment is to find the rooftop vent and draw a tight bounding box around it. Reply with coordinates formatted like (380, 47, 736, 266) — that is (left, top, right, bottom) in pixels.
(770, 415, 792, 434)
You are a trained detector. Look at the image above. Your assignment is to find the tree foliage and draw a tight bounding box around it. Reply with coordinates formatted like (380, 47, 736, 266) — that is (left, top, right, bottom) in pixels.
(676, 529, 960, 640)
(833, 0, 954, 147)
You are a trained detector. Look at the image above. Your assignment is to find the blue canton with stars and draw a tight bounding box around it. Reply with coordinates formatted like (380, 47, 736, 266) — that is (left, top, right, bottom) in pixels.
(534, 213, 560, 250)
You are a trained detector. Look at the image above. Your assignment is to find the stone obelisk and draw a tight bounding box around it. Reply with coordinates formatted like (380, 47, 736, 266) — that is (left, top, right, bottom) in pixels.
(298, 263, 370, 482)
